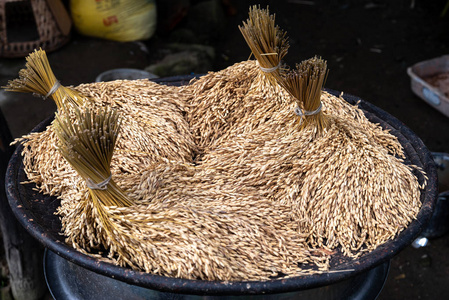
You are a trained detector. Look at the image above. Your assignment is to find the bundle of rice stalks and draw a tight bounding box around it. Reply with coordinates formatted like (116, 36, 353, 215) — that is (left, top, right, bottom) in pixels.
(5, 49, 196, 197)
(53, 106, 136, 264)
(239, 5, 289, 83)
(4, 48, 85, 110)
(278, 56, 329, 135)
(53, 106, 131, 207)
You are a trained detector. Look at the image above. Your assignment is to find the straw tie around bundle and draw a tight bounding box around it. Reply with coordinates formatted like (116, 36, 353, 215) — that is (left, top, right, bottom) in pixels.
(45, 80, 61, 98)
(256, 60, 281, 73)
(86, 175, 112, 190)
(294, 102, 322, 121)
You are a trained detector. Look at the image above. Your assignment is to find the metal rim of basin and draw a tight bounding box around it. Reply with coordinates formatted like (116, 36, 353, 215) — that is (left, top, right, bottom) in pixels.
(43, 249, 391, 299)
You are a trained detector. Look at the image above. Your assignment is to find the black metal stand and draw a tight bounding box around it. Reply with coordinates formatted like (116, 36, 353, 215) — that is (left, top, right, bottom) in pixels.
(0, 108, 46, 300)
(44, 249, 389, 300)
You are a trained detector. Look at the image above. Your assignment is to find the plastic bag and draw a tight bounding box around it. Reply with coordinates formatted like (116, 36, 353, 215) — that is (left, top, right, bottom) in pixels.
(70, 0, 157, 42)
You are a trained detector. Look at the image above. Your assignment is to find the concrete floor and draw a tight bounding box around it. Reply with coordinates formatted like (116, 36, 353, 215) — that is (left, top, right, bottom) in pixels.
(1, 0, 449, 299)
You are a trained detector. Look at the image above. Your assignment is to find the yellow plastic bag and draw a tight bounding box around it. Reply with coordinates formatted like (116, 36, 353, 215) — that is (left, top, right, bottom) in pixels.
(70, 0, 157, 42)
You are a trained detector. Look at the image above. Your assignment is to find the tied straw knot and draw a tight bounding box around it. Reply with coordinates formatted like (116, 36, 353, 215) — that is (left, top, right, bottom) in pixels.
(256, 58, 281, 73)
(86, 175, 112, 190)
(294, 102, 323, 124)
(45, 80, 61, 98)
(256, 59, 281, 73)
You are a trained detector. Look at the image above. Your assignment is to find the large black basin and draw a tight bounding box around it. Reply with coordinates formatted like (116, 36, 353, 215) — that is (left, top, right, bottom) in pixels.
(5, 78, 438, 298)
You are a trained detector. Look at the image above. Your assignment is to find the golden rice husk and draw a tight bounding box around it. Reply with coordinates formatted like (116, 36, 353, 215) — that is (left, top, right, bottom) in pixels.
(19, 79, 196, 197)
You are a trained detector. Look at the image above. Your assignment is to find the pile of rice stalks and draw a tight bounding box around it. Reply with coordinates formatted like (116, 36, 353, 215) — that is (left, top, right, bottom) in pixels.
(4, 6, 426, 282)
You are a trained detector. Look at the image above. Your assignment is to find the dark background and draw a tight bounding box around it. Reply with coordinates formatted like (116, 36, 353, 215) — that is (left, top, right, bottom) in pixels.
(1, 0, 449, 299)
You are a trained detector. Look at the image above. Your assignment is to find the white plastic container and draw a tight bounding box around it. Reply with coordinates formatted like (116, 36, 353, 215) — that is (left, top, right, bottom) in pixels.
(407, 55, 449, 117)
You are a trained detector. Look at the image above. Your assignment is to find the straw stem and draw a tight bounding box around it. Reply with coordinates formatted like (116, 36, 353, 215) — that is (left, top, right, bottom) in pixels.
(3, 48, 86, 110)
(279, 56, 329, 133)
(239, 5, 289, 83)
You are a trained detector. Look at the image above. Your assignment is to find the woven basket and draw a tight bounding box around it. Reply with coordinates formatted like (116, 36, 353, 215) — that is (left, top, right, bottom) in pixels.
(0, 0, 70, 57)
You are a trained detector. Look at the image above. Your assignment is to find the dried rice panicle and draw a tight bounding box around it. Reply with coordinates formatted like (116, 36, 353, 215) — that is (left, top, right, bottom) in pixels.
(287, 115, 423, 256)
(321, 92, 404, 157)
(19, 127, 80, 196)
(182, 60, 260, 150)
(59, 160, 330, 281)
(74, 80, 197, 165)
(198, 90, 424, 258)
